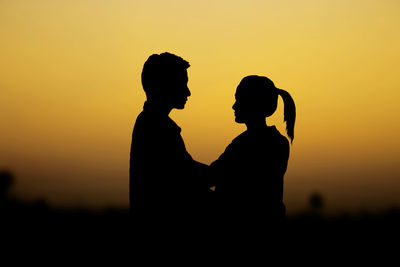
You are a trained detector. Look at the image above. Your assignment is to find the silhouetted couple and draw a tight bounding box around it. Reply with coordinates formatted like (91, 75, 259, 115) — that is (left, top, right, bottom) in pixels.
(129, 52, 296, 236)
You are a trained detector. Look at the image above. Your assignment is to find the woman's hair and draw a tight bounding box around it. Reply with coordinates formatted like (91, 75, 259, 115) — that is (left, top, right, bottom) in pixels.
(238, 75, 296, 143)
(277, 88, 296, 143)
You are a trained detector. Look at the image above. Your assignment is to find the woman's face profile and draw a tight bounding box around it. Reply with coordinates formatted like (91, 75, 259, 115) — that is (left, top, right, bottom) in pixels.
(232, 96, 244, 123)
(232, 86, 259, 123)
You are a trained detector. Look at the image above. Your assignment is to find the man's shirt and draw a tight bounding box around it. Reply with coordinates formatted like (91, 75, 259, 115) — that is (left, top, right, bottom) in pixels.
(129, 101, 209, 222)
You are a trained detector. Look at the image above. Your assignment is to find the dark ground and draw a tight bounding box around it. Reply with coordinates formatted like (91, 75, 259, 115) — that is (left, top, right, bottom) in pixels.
(1, 170, 399, 259)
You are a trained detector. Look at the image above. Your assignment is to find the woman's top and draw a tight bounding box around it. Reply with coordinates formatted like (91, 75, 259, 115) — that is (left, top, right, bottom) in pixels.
(211, 125, 290, 226)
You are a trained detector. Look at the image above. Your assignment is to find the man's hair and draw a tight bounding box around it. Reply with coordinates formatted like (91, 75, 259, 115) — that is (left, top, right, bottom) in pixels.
(141, 52, 190, 97)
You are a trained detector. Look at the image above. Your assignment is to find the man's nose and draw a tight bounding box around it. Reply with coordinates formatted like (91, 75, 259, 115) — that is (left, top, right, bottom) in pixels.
(186, 87, 191, 97)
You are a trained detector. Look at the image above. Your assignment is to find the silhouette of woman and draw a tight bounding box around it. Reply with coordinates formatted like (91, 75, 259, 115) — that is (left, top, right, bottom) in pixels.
(210, 75, 296, 231)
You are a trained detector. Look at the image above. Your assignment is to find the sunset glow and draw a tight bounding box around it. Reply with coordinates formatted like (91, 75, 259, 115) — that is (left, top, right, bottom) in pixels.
(1, 0, 400, 214)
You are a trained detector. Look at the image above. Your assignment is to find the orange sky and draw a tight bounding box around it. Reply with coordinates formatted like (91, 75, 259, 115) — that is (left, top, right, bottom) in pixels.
(1, 0, 400, 214)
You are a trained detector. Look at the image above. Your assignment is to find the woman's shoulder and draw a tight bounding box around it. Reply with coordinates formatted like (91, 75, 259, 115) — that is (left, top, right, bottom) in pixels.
(265, 126, 290, 148)
(230, 127, 288, 145)
(218, 131, 248, 155)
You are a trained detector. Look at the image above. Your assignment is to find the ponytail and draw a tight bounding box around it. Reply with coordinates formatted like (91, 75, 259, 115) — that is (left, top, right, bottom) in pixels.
(277, 89, 296, 143)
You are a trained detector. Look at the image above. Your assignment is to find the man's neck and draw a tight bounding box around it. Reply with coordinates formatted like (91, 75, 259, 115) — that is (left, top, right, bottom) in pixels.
(144, 100, 173, 116)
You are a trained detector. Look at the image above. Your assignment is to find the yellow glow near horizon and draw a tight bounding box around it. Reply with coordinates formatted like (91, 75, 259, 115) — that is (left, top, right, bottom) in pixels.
(1, 0, 400, 214)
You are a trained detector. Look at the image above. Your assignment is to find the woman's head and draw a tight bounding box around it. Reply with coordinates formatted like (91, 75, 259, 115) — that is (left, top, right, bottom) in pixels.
(233, 75, 296, 142)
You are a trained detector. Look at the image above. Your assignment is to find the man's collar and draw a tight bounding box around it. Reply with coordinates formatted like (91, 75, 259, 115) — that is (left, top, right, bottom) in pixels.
(143, 101, 181, 133)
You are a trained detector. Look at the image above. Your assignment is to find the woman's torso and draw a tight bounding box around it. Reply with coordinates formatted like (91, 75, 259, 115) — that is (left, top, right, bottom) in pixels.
(212, 126, 290, 221)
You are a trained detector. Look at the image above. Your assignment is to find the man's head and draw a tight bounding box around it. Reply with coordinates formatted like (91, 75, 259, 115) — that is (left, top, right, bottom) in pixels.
(141, 52, 191, 109)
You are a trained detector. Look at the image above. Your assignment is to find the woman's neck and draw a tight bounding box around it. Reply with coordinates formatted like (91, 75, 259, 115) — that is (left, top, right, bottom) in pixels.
(245, 118, 267, 132)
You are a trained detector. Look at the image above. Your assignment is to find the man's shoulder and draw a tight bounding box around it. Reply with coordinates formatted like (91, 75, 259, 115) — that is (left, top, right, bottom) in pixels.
(133, 111, 160, 130)
(133, 111, 181, 136)
(132, 112, 155, 141)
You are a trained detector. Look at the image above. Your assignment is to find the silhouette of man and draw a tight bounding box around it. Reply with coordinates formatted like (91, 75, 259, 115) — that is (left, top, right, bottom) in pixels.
(129, 52, 209, 230)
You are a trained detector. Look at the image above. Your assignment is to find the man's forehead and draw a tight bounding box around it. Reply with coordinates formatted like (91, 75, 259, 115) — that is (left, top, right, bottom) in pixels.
(170, 69, 188, 79)
(163, 69, 188, 84)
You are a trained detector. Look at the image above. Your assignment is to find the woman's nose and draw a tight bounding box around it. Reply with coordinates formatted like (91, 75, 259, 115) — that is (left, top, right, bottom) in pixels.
(232, 101, 237, 110)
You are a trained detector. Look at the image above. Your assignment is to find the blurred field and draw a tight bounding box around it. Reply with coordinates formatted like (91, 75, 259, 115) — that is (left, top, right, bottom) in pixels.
(2, 170, 399, 241)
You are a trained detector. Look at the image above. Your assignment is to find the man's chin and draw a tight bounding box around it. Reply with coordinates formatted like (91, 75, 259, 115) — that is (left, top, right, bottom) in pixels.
(174, 104, 185, 109)
(174, 101, 187, 109)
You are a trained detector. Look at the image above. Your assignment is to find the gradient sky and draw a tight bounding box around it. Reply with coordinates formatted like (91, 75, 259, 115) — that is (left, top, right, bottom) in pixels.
(1, 0, 399, 215)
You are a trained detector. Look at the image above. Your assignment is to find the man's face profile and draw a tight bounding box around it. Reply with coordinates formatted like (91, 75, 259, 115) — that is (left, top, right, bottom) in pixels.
(141, 52, 191, 110)
(165, 69, 191, 109)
